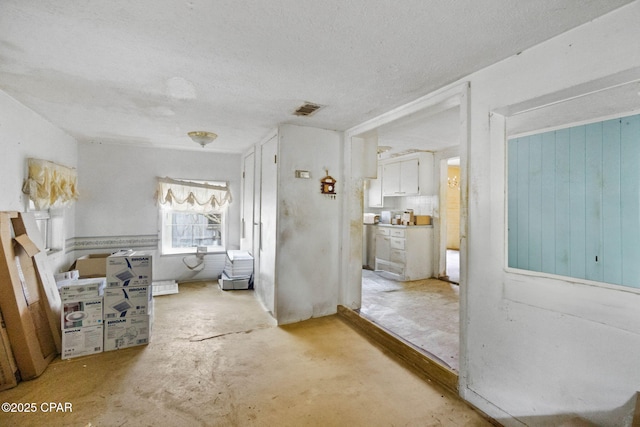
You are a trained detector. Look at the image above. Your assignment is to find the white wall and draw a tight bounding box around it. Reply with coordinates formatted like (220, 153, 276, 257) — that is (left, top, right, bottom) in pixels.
(457, 4, 640, 426)
(274, 124, 342, 324)
(75, 141, 242, 281)
(341, 3, 640, 426)
(0, 90, 77, 272)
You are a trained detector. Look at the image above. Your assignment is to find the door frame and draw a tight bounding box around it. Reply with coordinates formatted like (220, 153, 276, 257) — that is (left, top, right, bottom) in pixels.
(340, 80, 470, 385)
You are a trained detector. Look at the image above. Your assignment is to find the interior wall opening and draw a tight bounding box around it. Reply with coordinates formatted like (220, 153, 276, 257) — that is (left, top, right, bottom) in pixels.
(357, 98, 464, 373)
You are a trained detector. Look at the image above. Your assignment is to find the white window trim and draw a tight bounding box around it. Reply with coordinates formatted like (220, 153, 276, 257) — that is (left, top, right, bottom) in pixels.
(158, 179, 229, 256)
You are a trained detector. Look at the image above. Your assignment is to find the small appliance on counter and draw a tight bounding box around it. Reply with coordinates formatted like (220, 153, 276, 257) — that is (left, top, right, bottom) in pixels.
(363, 213, 379, 224)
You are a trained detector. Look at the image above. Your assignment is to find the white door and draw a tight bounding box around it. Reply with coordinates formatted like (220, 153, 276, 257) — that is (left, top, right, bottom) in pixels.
(258, 135, 277, 315)
(240, 151, 255, 254)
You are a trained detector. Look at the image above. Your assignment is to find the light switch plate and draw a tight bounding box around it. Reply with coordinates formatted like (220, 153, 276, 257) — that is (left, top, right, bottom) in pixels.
(295, 170, 311, 179)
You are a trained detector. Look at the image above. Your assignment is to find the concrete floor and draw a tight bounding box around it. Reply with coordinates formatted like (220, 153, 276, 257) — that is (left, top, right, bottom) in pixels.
(0, 281, 490, 427)
(361, 269, 460, 371)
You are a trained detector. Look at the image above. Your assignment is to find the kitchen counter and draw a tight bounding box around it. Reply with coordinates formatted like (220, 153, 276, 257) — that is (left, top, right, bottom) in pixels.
(368, 223, 433, 228)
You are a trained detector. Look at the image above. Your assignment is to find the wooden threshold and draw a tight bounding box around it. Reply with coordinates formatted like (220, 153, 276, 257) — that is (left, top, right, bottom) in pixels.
(337, 305, 458, 394)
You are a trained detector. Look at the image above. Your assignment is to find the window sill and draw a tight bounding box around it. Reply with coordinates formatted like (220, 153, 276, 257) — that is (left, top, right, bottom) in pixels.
(160, 246, 226, 256)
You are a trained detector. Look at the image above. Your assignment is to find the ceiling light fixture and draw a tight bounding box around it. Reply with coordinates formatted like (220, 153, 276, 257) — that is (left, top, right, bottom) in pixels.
(188, 131, 218, 147)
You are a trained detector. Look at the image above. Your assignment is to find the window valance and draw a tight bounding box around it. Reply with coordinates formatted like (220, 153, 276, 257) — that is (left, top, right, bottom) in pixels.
(22, 158, 79, 210)
(156, 177, 231, 213)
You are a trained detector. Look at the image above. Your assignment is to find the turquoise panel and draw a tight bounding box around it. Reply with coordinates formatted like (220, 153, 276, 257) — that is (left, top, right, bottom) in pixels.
(540, 131, 556, 273)
(569, 126, 586, 279)
(508, 113, 639, 289)
(507, 138, 519, 268)
(585, 122, 603, 282)
(528, 133, 543, 272)
(516, 136, 530, 269)
(602, 119, 622, 285)
(620, 115, 640, 287)
(554, 129, 571, 277)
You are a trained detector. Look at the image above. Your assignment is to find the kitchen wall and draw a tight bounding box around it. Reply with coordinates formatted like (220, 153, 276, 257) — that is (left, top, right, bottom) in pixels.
(273, 124, 342, 324)
(74, 141, 242, 281)
(0, 90, 77, 273)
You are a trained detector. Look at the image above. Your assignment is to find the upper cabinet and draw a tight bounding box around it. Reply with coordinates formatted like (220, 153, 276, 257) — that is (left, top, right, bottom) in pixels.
(368, 164, 384, 207)
(381, 152, 434, 197)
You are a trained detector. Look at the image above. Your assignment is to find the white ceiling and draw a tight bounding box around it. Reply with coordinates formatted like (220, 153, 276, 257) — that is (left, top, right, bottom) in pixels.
(0, 1, 633, 153)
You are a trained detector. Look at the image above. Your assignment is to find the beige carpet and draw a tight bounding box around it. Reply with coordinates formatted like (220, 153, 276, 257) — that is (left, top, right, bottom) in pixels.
(0, 281, 488, 426)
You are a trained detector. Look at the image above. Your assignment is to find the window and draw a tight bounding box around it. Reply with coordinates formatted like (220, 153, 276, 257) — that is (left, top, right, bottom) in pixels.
(161, 210, 224, 254)
(507, 113, 640, 289)
(32, 208, 51, 251)
(156, 178, 231, 255)
(26, 200, 64, 253)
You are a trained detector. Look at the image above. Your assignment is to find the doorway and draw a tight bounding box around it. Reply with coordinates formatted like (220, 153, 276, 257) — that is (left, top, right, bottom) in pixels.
(354, 89, 467, 374)
(443, 157, 460, 284)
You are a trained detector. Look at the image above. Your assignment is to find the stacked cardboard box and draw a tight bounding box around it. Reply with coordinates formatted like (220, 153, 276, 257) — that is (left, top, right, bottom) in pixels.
(104, 251, 153, 351)
(219, 250, 253, 290)
(57, 278, 105, 360)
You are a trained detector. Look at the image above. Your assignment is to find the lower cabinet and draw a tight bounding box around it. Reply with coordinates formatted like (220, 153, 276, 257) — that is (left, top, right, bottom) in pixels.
(374, 226, 433, 281)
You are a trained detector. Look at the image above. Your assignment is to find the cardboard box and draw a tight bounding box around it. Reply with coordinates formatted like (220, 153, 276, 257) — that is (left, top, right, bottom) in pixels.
(57, 277, 105, 301)
(218, 272, 250, 290)
(54, 270, 79, 282)
(104, 286, 151, 319)
(107, 251, 152, 287)
(401, 210, 415, 226)
(61, 325, 103, 360)
(104, 315, 151, 351)
(62, 298, 103, 330)
(71, 254, 110, 278)
(414, 215, 432, 225)
(0, 310, 20, 390)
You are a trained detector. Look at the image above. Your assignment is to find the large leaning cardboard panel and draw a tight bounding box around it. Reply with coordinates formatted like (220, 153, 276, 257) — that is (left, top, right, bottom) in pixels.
(14, 212, 62, 353)
(0, 212, 56, 380)
(0, 310, 20, 391)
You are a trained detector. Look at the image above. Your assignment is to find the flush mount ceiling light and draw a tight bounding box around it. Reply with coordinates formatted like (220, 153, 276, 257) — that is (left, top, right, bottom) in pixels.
(188, 131, 218, 147)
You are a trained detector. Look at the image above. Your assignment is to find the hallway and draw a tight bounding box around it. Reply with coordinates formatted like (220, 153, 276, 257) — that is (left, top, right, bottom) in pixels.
(360, 269, 460, 372)
(0, 281, 487, 426)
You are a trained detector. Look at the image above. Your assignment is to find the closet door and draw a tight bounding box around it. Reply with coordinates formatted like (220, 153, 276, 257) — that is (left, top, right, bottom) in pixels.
(258, 135, 277, 315)
(240, 151, 255, 254)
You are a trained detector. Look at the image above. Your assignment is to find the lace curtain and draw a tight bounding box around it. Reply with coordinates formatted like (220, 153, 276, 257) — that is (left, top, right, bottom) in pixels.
(22, 158, 79, 210)
(156, 177, 231, 213)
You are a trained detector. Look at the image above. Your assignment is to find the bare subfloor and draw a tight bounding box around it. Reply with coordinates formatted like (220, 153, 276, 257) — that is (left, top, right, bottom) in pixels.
(0, 281, 488, 426)
(360, 269, 460, 371)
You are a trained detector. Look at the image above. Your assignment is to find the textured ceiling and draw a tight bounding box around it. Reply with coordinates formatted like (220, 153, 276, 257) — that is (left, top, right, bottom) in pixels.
(0, 1, 633, 153)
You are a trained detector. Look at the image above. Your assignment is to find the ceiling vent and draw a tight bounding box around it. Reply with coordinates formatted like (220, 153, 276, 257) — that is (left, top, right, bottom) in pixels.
(293, 102, 323, 117)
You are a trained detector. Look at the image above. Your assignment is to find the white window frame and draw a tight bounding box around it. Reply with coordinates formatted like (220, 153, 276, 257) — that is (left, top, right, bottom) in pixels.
(158, 180, 228, 255)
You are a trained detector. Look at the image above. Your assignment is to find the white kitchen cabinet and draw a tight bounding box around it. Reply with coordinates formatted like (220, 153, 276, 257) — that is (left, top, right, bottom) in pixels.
(382, 161, 401, 195)
(375, 226, 391, 261)
(381, 152, 434, 196)
(367, 164, 383, 207)
(374, 225, 433, 281)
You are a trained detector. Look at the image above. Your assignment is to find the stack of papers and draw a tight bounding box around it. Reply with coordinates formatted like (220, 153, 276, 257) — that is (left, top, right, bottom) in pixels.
(223, 250, 254, 279)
